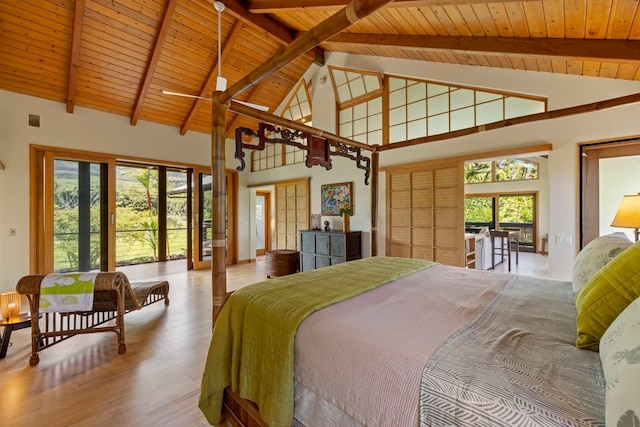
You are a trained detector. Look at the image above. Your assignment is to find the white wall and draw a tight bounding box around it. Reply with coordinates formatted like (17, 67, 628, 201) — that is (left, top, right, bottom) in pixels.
(4, 51, 640, 292)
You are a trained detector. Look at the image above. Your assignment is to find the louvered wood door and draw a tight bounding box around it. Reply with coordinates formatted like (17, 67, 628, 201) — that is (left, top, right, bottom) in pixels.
(275, 179, 309, 250)
(386, 160, 464, 267)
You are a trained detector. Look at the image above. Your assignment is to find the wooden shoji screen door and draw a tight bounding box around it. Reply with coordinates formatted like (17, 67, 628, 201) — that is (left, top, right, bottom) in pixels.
(385, 158, 465, 267)
(275, 178, 310, 250)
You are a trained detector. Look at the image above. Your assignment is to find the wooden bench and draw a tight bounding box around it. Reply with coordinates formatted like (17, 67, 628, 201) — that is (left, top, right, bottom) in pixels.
(16, 272, 169, 365)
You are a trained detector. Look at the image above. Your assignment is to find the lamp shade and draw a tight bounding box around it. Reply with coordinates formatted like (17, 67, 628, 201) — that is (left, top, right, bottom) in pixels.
(611, 194, 640, 228)
(1, 291, 21, 319)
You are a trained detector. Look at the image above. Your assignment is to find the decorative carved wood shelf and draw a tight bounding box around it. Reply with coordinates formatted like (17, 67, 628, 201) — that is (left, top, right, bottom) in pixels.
(235, 122, 371, 184)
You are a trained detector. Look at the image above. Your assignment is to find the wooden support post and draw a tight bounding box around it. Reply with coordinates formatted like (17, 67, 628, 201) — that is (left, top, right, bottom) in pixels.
(211, 95, 228, 327)
(371, 151, 379, 256)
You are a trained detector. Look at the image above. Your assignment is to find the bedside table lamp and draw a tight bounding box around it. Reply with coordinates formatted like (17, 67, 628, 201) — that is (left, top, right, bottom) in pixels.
(611, 194, 640, 242)
(1, 291, 21, 319)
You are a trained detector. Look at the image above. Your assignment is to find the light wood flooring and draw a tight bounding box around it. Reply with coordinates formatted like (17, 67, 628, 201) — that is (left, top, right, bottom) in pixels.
(0, 253, 548, 426)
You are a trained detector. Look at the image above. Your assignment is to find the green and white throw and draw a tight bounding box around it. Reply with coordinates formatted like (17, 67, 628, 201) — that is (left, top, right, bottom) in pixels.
(40, 273, 98, 313)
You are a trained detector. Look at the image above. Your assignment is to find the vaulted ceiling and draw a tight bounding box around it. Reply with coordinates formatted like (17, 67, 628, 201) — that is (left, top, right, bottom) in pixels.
(2, 0, 639, 137)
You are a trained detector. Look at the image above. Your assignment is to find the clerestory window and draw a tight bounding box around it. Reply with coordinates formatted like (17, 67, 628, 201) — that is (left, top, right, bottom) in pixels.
(252, 80, 312, 171)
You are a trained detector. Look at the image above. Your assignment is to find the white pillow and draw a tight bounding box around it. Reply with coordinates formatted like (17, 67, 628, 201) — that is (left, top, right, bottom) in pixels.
(572, 232, 632, 293)
(599, 296, 640, 426)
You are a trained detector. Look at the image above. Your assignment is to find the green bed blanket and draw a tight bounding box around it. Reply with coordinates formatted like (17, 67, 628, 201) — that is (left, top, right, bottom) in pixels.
(199, 256, 436, 427)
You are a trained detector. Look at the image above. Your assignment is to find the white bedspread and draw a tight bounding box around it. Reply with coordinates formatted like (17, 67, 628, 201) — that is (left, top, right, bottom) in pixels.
(293, 265, 513, 427)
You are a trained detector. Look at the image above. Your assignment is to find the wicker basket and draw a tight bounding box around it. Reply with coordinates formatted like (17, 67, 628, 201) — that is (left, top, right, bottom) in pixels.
(266, 250, 300, 278)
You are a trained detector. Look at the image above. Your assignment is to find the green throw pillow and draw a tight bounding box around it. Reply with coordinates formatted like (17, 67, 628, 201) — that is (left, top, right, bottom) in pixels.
(575, 239, 640, 351)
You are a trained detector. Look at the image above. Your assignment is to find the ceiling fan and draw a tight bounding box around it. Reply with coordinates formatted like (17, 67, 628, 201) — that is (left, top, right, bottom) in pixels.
(162, 1, 268, 111)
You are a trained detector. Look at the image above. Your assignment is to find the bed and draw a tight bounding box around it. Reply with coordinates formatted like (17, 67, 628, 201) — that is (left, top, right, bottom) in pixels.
(198, 243, 640, 427)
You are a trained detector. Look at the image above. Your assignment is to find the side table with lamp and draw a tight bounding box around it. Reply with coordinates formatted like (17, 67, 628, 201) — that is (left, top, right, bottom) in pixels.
(0, 290, 32, 358)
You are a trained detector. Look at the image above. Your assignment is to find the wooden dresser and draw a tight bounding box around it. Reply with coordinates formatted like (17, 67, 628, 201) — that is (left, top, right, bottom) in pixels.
(299, 230, 362, 272)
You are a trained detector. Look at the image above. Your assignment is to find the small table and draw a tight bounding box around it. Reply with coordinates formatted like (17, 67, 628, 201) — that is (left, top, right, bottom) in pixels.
(0, 313, 33, 358)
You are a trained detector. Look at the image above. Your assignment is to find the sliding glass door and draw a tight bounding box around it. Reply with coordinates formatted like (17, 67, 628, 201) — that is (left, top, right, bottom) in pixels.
(193, 171, 212, 269)
(32, 147, 116, 274)
(192, 168, 237, 269)
(53, 159, 108, 272)
(31, 146, 238, 274)
(465, 193, 537, 252)
(498, 194, 535, 252)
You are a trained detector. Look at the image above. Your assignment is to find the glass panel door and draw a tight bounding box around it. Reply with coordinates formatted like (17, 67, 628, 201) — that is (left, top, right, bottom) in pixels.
(498, 194, 535, 252)
(166, 169, 189, 261)
(256, 194, 266, 255)
(53, 159, 105, 272)
(115, 165, 159, 265)
(255, 191, 270, 256)
(192, 169, 236, 269)
(192, 172, 212, 269)
(464, 196, 495, 232)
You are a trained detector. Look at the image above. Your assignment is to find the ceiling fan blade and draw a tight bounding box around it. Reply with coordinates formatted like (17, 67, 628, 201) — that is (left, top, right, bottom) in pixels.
(161, 90, 212, 101)
(232, 100, 269, 112)
(163, 90, 269, 111)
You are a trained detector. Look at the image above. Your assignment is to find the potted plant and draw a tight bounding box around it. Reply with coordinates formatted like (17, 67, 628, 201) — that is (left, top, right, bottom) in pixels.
(338, 206, 352, 232)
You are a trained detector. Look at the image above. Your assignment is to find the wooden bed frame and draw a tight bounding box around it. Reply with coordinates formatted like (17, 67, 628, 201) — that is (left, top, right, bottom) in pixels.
(222, 387, 269, 427)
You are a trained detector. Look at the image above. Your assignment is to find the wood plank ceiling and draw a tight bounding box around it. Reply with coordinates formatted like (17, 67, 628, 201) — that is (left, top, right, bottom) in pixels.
(2, 0, 640, 137)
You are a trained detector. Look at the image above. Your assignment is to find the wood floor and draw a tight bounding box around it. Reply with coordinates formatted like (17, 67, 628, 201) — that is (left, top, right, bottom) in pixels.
(0, 253, 548, 426)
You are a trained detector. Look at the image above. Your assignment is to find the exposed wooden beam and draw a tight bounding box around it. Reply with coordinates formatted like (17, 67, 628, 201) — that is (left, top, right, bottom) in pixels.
(222, 0, 325, 65)
(228, 100, 375, 152)
(225, 82, 265, 138)
(130, 0, 179, 126)
(180, 19, 243, 136)
(247, 0, 524, 13)
(376, 92, 640, 152)
(329, 34, 640, 64)
(223, 0, 296, 45)
(220, 0, 396, 104)
(65, 0, 85, 114)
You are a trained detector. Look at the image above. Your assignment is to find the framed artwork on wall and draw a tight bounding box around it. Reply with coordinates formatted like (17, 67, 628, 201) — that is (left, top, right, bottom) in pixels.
(321, 182, 353, 216)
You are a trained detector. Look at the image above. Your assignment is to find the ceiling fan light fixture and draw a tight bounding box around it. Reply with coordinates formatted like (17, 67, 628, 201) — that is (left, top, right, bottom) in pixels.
(216, 75, 227, 92)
